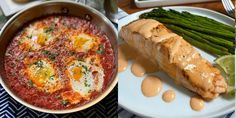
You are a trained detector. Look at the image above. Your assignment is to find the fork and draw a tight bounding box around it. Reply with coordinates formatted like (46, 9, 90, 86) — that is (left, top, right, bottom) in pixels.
(222, 0, 235, 17)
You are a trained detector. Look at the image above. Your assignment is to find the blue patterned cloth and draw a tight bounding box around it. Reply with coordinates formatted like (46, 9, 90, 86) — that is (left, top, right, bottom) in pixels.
(0, 85, 117, 118)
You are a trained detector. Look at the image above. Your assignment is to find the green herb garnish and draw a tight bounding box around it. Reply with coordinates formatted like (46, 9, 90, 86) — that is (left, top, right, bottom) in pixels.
(34, 60, 43, 68)
(26, 35, 32, 39)
(42, 50, 58, 61)
(82, 65, 88, 72)
(96, 44, 104, 54)
(61, 100, 69, 106)
(42, 50, 50, 55)
(44, 25, 54, 33)
(27, 80, 33, 87)
(49, 75, 54, 80)
(84, 79, 90, 87)
(48, 54, 57, 60)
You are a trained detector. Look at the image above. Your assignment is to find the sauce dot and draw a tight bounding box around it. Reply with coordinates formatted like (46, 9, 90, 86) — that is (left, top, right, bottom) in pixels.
(162, 90, 176, 103)
(141, 75, 162, 97)
(190, 96, 204, 111)
(131, 61, 145, 77)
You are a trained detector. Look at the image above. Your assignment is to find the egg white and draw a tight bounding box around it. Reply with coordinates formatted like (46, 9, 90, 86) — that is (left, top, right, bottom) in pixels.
(69, 33, 97, 52)
(25, 59, 62, 93)
(19, 25, 56, 51)
(67, 60, 104, 99)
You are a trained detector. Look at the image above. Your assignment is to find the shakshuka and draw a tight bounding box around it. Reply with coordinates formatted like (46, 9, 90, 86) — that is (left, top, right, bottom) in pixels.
(4, 16, 115, 109)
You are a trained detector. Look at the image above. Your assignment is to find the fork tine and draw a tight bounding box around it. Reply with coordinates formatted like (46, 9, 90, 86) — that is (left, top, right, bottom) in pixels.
(223, 0, 235, 16)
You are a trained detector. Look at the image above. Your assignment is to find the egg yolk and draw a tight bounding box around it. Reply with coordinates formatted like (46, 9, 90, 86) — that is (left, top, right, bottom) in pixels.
(70, 34, 96, 52)
(74, 37, 88, 50)
(31, 67, 53, 87)
(27, 60, 54, 87)
(37, 34, 47, 46)
(72, 66, 83, 81)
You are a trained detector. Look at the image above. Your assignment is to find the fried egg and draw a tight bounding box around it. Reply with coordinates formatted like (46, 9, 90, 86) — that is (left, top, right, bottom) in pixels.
(24, 59, 62, 93)
(62, 60, 104, 104)
(69, 33, 98, 52)
(19, 25, 56, 51)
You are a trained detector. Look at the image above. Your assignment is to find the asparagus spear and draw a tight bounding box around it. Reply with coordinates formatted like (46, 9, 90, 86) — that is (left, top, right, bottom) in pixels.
(139, 8, 235, 56)
(167, 9, 234, 31)
(172, 31, 231, 56)
(140, 8, 234, 32)
(189, 30, 234, 48)
(181, 11, 234, 31)
(153, 18, 234, 39)
(166, 25, 230, 53)
(189, 30, 235, 54)
(183, 35, 230, 56)
(141, 14, 233, 37)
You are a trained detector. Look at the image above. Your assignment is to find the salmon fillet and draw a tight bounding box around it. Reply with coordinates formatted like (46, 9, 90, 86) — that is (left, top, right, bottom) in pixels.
(120, 19, 227, 100)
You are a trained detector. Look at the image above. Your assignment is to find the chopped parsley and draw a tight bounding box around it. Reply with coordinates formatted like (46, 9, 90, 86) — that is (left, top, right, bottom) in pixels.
(96, 44, 104, 54)
(44, 24, 55, 33)
(34, 60, 44, 68)
(82, 65, 88, 72)
(26, 35, 32, 39)
(49, 75, 54, 80)
(61, 100, 69, 106)
(27, 80, 33, 87)
(48, 54, 57, 60)
(84, 79, 90, 87)
(42, 50, 50, 55)
(42, 50, 58, 61)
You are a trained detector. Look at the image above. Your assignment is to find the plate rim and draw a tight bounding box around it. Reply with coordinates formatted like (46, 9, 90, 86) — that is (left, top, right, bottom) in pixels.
(118, 6, 235, 118)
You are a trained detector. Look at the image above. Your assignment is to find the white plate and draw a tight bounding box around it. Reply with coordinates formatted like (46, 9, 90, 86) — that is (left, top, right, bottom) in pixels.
(134, 0, 217, 8)
(118, 6, 235, 118)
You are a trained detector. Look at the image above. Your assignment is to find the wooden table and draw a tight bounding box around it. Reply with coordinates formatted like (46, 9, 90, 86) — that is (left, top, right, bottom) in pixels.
(118, 0, 228, 15)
